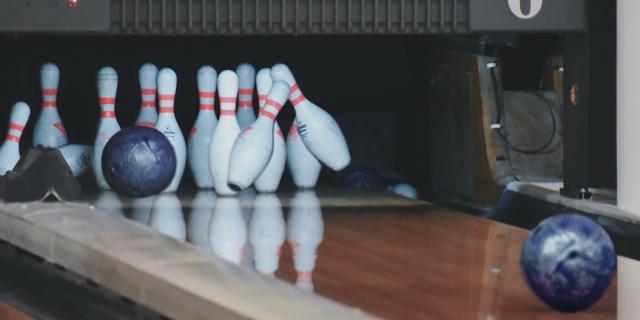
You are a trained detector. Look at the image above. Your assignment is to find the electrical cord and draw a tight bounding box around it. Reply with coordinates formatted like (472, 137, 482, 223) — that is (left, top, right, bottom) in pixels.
(488, 62, 557, 155)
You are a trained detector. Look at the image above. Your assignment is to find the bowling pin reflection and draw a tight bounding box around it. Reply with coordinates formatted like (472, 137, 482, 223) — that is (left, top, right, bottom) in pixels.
(238, 188, 257, 269)
(209, 197, 247, 265)
(188, 191, 216, 252)
(149, 194, 187, 241)
(249, 194, 286, 277)
(94, 191, 125, 216)
(130, 196, 155, 225)
(287, 190, 324, 292)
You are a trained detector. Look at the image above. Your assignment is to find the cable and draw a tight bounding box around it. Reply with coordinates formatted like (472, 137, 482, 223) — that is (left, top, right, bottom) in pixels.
(488, 62, 557, 155)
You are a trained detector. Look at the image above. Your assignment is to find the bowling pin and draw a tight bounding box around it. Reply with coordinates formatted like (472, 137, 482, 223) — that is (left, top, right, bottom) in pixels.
(93, 67, 121, 190)
(188, 191, 216, 251)
(254, 68, 287, 193)
(271, 64, 351, 171)
(249, 193, 285, 277)
(287, 190, 324, 292)
(0, 102, 30, 175)
(34, 63, 68, 148)
(135, 63, 158, 127)
(228, 81, 290, 191)
(95, 191, 125, 216)
(57, 144, 92, 176)
(188, 66, 218, 189)
(287, 123, 321, 188)
(236, 63, 257, 130)
(149, 194, 187, 241)
(389, 183, 418, 199)
(209, 70, 241, 196)
(209, 197, 247, 264)
(130, 196, 155, 225)
(238, 187, 257, 268)
(155, 68, 187, 193)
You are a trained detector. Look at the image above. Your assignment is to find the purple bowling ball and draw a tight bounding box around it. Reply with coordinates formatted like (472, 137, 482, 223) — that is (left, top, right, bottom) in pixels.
(102, 126, 176, 197)
(341, 165, 385, 189)
(520, 214, 616, 312)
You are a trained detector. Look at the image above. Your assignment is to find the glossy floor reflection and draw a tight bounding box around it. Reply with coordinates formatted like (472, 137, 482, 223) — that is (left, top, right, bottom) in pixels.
(84, 189, 616, 320)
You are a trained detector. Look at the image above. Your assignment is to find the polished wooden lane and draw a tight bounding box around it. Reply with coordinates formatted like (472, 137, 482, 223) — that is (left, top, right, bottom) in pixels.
(270, 192, 616, 320)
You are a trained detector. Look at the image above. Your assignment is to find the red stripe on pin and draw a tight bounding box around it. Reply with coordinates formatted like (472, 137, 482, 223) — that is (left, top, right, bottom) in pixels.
(290, 83, 300, 93)
(141, 89, 156, 95)
(238, 89, 254, 95)
(101, 111, 116, 118)
(219, 97, 237, 104)
(220, 110, 235, 116)
(141, 101, 155, 107)
(136, 121, 155, 127)
(54, 122, 66, 135)
(265, 99, 283, 110)
(158, 94, 175, 101)
(258, 94, 267, 101)
(238, 101, 252, 108)
(291, 94, 306, 107)
(199, 91, 215, 99)
(159, 107, 174, 113)
(276, 130, 284, 138)
(200, 104, 214, 110)
(42, 89, 57, 95)
(6, 134, 19, 143)
(42, 101, 56, 108)
(9, 123, 24, 132)
(259, 108, 277, 121)
(100, 97, 116, 105)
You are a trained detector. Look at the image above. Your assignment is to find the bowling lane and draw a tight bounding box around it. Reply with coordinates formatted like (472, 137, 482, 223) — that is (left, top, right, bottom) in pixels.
(84, 188, 616, 320)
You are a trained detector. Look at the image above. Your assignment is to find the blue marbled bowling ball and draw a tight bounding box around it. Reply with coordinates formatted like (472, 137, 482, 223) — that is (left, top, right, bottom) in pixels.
(341, 165, 385, 189)
(102, 126, 176, 197)
(520, 214, 616, 312)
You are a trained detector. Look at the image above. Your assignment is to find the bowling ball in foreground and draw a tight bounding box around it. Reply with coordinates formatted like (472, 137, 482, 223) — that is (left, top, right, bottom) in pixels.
(102, 126, 176, 197)
(520, 214, 616, 312)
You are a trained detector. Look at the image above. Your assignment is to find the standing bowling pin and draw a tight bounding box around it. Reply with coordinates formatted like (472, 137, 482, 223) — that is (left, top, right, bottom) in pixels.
(155, 68, 187, 193)
(93, 67, 121, 190)
(228, 81, 289, 191)
(0, 102, 30, 175)
(254, 68, 287, 193)
(236, 63, 257, 130)
(287, 190, 324, 292)
(209, 70, 241, 196)
(287, 122, 321, 188)
(188, 66, 218, 189)
(249, 193, 285, 277)
(271, 64, 350, 171)
(58, 144, 92, 176)
(34, 63, 68, 148)
(136, 63, 158, 127)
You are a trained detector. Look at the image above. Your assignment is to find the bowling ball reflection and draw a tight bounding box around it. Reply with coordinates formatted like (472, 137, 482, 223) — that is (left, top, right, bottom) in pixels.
(520, 214, 616, 312)
(102, 126, 176, 197)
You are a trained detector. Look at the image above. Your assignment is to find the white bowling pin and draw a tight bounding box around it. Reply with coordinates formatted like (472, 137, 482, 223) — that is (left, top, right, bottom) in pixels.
(389, 183, 419, 199)
(249, 193, 285, 277)
(130, 196, 155, 224)
(209, 70, 241, 196)
(287, 123, 321, 188)
(228, 81, 289, 191)
(95, 191, 125, 216)
(93, 67, 121, 190)
(209, 197, 247, 264)
(188, 191, 216, 251)
(149, 194, 187, 241)
(34, 63, 68, 148)
(271, 64, 350, 171)
(135, 63, 158, 127)
(254, 68, 287, 193)
(155, 68, 187, 193)
(287, 190, 324, 292)
(236, 63, 257, 130)
(188, 66, 218, 189)
(0, 102, 30, 175)
(238, 187, 257, 268)
(57, 144, 92, 176)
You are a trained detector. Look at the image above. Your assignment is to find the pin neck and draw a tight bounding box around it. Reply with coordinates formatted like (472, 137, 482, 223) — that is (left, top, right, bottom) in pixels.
(136, 121, 156, 127)
(42, 88, 58, 108)
(290, 83, 306, 107)
(260, 99, 283, 121)
(238, 88, 253, 108)
(99, 97, 116, 111)
(219, 96, 237, 116)
(6, 122, 24, 143)
(158, 94, 175, 111)
(141, 88, 156, 108)
(199, 91, 215, 111)
(258, 95, 267, 108)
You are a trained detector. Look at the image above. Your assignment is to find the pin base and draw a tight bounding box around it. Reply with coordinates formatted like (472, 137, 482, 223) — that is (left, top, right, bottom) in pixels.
(0, 147, 82, 202)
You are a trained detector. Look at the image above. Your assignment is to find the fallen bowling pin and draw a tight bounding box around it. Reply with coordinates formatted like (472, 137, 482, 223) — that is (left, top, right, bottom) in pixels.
(271, 63, 350, 171)
(236, 63, 257, 130)
(135, 63, 158, 127)
(34, 63, 68, 148)
(228, 80, 290, 191)
(93, 67, 121, 190)
(209, 70, 241, 196)
(155, 68, 187, 193)
(0, 102, 30, 175)
(287, 122, 321, 188)
(58, 144, 92, 177)
(188, 66, 218, 189)
(254, 68, 286, 193)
